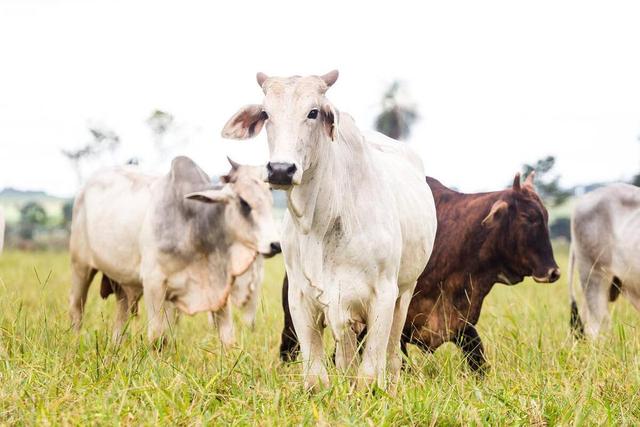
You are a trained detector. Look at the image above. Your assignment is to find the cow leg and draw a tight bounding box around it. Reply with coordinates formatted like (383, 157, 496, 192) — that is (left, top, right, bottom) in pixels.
(69, 261, 97, 331)
(288, 282, 328, 391)
(143, 276, 170, 347)
(358, 285, 398, 389)
(112, 285, 130, 343)
(581, 268, 612, 338)
(279, 275, 300, 362)
(208, 303, 236, 348)
(330, 305, 358, 374)
(454, 324, 487, 374)
(386, 289, 412, 388)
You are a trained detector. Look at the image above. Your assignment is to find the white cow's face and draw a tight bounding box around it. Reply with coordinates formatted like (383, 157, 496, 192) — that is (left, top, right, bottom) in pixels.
(222, 71, 339, 189)
(185, 161, 280, 258)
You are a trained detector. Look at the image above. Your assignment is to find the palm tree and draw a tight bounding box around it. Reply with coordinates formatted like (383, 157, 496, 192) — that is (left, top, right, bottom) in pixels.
(374, 81, 418, 141)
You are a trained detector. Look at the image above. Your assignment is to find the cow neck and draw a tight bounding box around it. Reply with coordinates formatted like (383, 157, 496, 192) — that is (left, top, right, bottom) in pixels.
(287, 115, 369, 237)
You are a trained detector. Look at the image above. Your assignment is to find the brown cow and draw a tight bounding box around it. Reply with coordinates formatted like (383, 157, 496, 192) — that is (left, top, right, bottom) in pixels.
(280, 173, 560, 372)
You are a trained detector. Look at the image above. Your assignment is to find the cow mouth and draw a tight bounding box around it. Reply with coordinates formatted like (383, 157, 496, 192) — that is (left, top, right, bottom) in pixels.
(532, 267, 561, 283)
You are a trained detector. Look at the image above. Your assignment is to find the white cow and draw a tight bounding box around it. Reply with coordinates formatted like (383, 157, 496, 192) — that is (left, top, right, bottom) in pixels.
(208, 160, 275, 346)
(568, 183, 640, 338)
(69, 156, 280, 344)
(222, 71, 437, 390)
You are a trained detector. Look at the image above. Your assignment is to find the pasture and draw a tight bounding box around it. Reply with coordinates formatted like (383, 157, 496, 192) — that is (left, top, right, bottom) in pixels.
(0, 246, 638, 425)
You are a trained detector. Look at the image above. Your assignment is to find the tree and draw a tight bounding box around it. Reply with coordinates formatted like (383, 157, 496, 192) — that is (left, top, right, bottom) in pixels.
(61, 126, 120, 186)
(522, 156, 571, 206)
(374, 81, 418, 141)
(146, 110, 175, 157)
(19, 201, 47, 240)
(62, 200, 73, 230)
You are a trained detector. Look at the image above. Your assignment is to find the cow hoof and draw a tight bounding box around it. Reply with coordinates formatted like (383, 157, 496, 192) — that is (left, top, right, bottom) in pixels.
(151, 336, 168, 351)
(304, 374, 329, 393)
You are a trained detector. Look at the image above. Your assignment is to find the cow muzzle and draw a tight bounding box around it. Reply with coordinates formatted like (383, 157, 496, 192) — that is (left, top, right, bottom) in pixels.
(267, 162, 297, 187)
(262, 241, 281, 258)
(533, 267, 561, 283)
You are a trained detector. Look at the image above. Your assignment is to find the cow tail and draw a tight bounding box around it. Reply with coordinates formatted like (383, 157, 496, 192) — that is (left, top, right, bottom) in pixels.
(568, 242, 584, 338)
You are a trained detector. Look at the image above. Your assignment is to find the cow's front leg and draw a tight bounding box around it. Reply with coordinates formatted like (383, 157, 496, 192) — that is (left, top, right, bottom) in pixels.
(454, 324, 487, 374)
(359, 285, 398, 390)
(386, 289, 412, 388)
(208, 303, 236, 348)
(288, 283, 328, 392)
(144, 277, 170, 348)
(112, 284, 130, 343)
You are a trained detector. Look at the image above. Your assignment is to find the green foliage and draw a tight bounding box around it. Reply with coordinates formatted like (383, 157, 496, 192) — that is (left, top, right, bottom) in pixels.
(550, 217, 571, 240)
(0, 249, 639, 424)
(18, 202, 48, 240)
(523, 156, 571, 207)
(374, 81, 418, 141)
(62, 200, 73, 230)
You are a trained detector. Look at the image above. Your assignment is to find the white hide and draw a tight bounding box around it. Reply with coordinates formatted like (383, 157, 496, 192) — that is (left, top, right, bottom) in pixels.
(223, 72, 437, 390)
(569, 183, 640, 338)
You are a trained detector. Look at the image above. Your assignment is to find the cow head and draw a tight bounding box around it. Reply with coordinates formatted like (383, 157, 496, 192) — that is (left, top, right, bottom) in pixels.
(482, 172, 560, 285)
(221, 70, 340, 189)
(186, 158, 280, 260)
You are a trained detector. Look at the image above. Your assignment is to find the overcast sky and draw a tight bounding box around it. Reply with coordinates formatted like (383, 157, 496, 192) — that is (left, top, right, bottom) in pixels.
(1, 0, 640, 197)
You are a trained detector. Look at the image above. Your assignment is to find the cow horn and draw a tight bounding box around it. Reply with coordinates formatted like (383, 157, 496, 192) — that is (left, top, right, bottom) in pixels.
(320, 70, 339, 88)
(227, 156, 240, 170)
(512, 173, 521, 191)
(524, 171, 536, 189)
(256, 72, 269, 87)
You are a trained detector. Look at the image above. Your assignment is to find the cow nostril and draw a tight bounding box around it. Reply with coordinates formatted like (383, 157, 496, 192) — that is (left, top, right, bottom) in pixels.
(270, 242, 281, 254)
(549, 268, 560, 282)
(286, 164, 297, 177)
(266, 162, 274, 173)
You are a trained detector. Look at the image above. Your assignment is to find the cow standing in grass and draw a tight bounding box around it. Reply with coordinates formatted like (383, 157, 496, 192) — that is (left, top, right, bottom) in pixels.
(222, 70, 437, 390)
(569, 183, 640, 338)
(69, 156, 280, 345)
(281, 173, 560, 372)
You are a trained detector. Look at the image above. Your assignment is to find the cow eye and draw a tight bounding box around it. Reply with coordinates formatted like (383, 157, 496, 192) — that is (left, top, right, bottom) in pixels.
(307, 109, 319, 119)
(239, 197, 252, 215)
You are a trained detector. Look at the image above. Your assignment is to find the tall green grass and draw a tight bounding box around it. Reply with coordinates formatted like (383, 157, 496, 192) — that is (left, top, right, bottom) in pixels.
(0, 248, 638, 425)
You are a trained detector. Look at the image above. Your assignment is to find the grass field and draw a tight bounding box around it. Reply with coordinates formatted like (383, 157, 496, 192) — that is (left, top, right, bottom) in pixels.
(0, 247, 639, 425)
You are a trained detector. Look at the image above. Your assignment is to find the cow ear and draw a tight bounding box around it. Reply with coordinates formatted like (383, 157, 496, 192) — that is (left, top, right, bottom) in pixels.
(321, 103, 339, 141)
(482, 200, 509, 226)
(320, 70, 339, 88)
(185, 188, 233, 204)
(512, 173, 522, 192)
(221, 104, 267, 140)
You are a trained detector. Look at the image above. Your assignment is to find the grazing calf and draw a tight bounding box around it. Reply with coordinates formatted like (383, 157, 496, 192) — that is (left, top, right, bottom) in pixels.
(69, 156, 280, 344)
(281, 173, 560, 372)
(222, 71, 437, 390)
(569, 183, 640, 338)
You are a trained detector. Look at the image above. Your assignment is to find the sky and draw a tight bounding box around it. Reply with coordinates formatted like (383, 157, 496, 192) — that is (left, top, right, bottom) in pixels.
(1, 0, 640, 197)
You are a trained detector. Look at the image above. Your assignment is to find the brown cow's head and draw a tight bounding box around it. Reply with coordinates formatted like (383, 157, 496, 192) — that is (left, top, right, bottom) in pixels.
(482, 172, 560, 285)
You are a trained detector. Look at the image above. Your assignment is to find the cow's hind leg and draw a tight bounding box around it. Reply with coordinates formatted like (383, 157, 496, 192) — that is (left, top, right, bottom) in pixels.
(385, 289, 412, 388)
(454, 324, 487, 374)
(279, 275, 300, 362)
(581, 268, 612, 338)
(112, 284, 129, 343)
(69, 261, 97, 331)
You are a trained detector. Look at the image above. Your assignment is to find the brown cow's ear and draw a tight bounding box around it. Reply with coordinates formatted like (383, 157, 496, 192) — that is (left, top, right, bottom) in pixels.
(321, 103, 339, 141)
(221, 104, 267, 140)
(523, 171, 536, 190)
(482, 200, 509, 226)
(512, 173, 521, 191)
